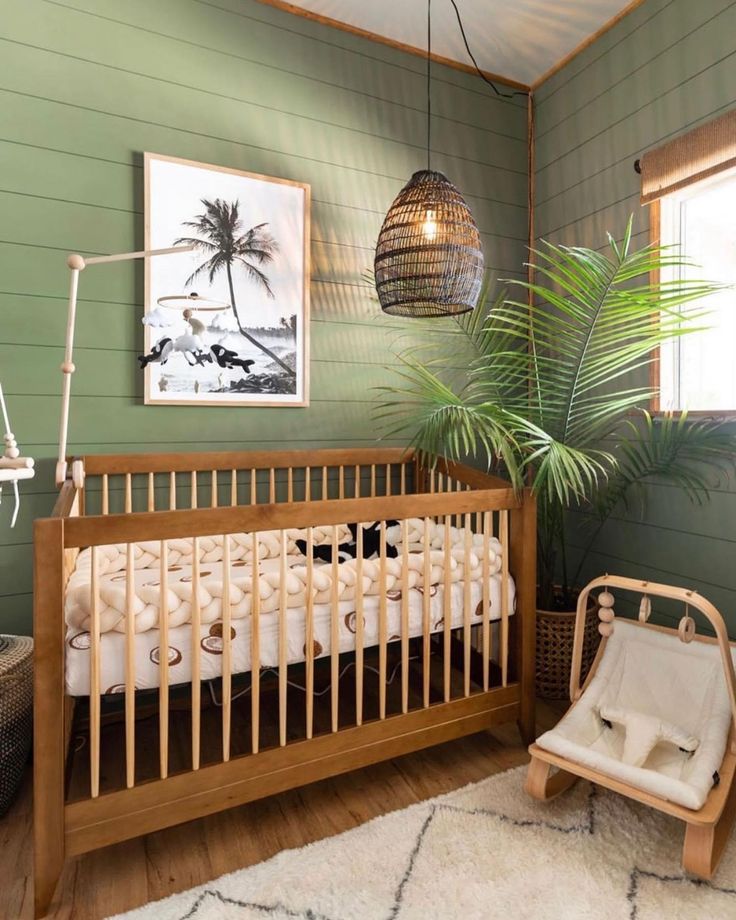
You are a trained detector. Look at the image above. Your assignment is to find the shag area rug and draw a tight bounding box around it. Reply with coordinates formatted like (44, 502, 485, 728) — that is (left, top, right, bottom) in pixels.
(109, 766, 736, 919)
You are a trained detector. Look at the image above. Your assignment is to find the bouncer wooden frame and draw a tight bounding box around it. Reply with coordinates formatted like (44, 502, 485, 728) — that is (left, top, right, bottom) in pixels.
(526, 574, 736, 880)
(34, 447, 536, 918)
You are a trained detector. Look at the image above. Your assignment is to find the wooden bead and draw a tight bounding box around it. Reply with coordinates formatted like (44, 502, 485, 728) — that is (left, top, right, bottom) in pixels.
(60, 362, 76, 374)
(598, 622, 614, 638)
(599, 607, 615, 623)
(67, 253, 86, 270)
(598, 591, 615, 608)
(678, 616, 696, 644)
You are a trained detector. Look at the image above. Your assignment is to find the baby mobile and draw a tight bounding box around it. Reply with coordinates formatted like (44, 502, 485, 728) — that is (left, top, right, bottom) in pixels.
(138, 293, 256, 387)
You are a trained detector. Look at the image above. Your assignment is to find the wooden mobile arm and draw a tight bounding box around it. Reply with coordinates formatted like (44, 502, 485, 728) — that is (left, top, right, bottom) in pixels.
(57, 245, 195, 487)
(570, 574, 736, 746)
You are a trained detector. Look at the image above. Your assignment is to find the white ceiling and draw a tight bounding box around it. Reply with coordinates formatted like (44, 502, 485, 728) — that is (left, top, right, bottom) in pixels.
(284, 0, 634, 86)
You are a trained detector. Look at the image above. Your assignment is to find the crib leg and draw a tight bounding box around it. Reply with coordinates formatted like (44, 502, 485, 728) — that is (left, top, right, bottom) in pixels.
(34, 518, 67, 918)
(682, 778, 736, 880)
(525, 753, 579, 802)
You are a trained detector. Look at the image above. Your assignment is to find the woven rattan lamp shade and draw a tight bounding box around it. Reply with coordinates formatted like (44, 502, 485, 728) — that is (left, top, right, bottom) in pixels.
(374, 170, 484, 317)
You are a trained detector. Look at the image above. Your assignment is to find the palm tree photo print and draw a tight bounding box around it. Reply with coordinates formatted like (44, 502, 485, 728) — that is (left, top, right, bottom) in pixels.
(142, 154, 310, 406)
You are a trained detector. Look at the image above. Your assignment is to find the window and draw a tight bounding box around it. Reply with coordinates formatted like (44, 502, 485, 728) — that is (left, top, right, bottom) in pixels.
(657, 166, 736, 413)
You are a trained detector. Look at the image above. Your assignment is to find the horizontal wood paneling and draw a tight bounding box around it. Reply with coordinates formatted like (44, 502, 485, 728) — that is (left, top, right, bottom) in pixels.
(0, 0, 528, 632)
(534, 0, 736, 630)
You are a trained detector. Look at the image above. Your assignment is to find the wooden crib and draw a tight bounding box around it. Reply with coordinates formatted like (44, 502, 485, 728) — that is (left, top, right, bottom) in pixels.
(33, 447, 536, 918)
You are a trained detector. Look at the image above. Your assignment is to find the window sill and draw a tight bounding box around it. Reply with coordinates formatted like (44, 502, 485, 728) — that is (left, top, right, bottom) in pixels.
(647, 408, 736, 421)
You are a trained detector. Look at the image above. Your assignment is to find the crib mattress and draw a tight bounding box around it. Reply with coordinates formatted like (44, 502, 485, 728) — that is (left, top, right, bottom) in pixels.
(65, 575, 515, 696)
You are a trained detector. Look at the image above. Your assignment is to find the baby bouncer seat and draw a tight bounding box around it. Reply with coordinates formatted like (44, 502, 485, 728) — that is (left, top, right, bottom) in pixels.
(526, 575, 736, 879)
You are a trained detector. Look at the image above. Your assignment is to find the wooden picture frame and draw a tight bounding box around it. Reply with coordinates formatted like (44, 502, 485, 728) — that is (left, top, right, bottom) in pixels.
(143, 153, 311, 407)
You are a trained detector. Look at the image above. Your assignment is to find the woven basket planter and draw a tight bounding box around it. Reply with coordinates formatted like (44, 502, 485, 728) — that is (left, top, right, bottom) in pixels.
(0, 634, 33, 816)
(535, 598, 600, 700)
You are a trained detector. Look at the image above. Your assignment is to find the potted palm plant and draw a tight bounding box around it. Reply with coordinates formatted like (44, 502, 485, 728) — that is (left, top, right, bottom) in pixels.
(378, 218, 735, 697)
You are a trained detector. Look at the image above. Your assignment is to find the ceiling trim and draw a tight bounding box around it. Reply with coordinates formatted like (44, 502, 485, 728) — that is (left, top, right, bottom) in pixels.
(530, 0, 647, 90)
(252, 0, 531, 93)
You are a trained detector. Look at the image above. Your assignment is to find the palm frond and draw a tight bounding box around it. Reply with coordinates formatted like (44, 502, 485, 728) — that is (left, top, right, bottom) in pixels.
(594, 410, 735, 520)
(376, 358, 524, 490)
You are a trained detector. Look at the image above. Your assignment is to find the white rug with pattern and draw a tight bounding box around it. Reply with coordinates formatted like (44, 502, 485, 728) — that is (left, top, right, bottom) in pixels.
(109, 765, 736, 919)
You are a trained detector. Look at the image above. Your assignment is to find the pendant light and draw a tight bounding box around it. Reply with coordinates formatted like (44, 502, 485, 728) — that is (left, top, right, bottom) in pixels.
(374, 0, 484, 317)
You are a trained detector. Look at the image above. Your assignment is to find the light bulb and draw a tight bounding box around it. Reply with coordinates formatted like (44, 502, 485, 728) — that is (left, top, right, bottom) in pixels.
(422, 209, 437, 242)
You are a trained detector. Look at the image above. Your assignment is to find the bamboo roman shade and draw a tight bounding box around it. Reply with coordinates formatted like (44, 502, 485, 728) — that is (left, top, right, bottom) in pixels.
(640, 107, 736, 204)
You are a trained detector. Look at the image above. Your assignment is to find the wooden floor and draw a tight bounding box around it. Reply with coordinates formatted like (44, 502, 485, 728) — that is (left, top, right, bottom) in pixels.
(1, 701, 561, 919)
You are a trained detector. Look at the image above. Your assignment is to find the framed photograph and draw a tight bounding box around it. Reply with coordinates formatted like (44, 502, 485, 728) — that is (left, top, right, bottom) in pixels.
(143, 153, 310, 406)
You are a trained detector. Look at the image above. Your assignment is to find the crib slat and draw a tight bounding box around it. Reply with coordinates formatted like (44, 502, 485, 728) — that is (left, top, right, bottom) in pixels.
(211, 469, 218, 508)
(230, 469, 237, 506)
(147, 472, 155, 512)
(305, 466, 311, 501)
(429, 468, 436, 494)
(500, 509, 510, 688)
(191, 537, 201, 770)
(124, 543, 135, 788)
(463, 514, 472, 697)
(370, 464, 376, 497)
(279, 530, 287, 747)
(89, 546, 100, 799)
(400, 462, 407, 496)
(482, 511, 491, 691)
(250, 468, 257, 505)
(423, 517, 431, 708)
(455, 479, 463, 528)
(169, 471, 176, 510)
(287, 467, 294, 503)
(331, 525, 339, 732)
(305, 527, 315, 739)
(222, 532, 232, 762)
(124, 473, 132, 514)
(443, 516, 452, 702)
(354, 464, 361, 498)
(102, 473, 109, 515)
(400, 519, 409, 714)
(386, 463, 392, 496)
(269, 467, 276, 503)
(159, 540, 169, 779)
(379, 520, 387, 720)
(338, 465, 345, 499)
(251, 532, 261, 754)
(355, 524, 364, 726)
(322, 466, 328, 500)
(190, 470, 198, 510)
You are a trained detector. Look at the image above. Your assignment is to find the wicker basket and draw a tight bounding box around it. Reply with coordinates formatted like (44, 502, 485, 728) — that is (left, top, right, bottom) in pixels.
(0, 634, 33, 816)
(535, 599, 600, 700)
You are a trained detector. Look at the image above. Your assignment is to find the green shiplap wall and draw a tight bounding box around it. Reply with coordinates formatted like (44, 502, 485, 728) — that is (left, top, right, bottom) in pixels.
(534, 0, 736, 628)
(0, 0, 528, 633)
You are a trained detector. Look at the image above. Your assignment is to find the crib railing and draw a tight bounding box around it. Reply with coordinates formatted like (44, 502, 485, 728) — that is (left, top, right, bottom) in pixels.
(34, 449, 536, 904)
(80, 447, 415, 515)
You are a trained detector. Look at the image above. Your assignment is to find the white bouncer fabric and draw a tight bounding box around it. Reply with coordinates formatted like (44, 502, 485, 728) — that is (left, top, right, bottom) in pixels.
(536, 620, 736, 811)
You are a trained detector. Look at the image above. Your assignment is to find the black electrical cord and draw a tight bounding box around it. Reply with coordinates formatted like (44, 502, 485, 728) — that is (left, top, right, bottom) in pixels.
(448, 0, 528, 99)
(427, 0, 432, 169)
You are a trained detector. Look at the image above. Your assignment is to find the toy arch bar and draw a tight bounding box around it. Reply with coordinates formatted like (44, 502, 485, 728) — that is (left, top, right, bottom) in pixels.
(57, 244, 195, 487)
(571, 574, 736, 753)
